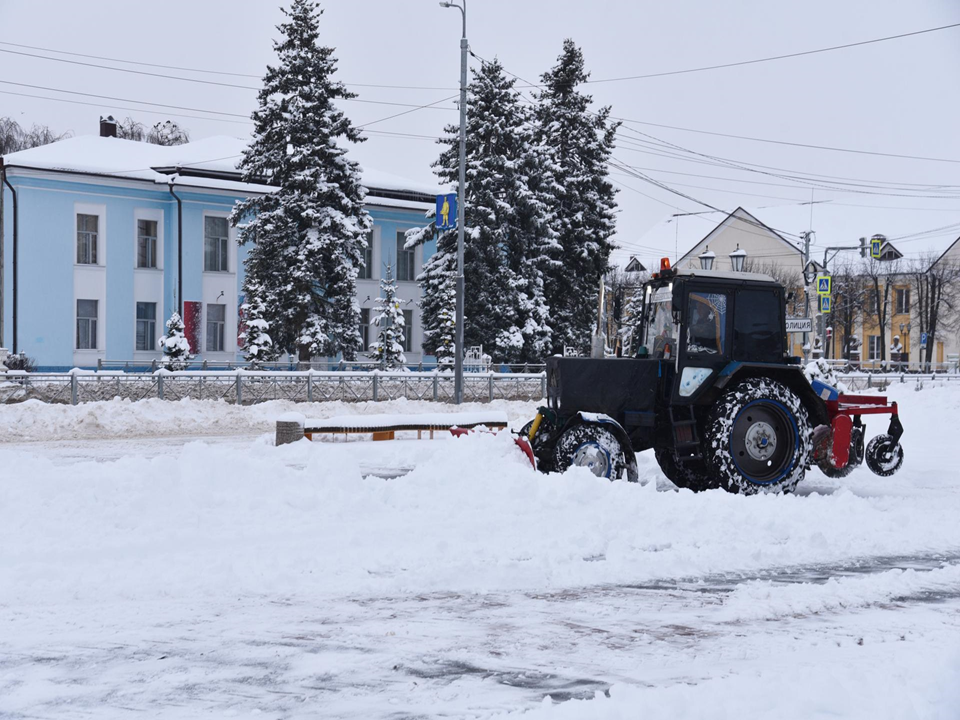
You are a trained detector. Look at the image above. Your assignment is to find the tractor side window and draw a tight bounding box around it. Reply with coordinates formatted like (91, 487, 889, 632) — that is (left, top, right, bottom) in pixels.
(734, 289, 783, 361)
(643, 290, 676, 356)
(686, 292, 727, 355)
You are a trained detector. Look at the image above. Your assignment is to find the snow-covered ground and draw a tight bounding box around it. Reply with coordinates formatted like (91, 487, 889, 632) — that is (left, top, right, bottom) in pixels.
(2, 382, 959, 718)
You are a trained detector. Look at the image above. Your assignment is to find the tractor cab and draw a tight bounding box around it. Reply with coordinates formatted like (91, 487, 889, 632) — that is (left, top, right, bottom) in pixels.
(635, 265, 791, 404)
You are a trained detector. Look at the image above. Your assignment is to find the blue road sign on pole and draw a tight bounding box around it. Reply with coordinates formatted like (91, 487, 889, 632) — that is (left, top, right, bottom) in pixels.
(819, 295, 832, 314)
(871, 237, 882, 259)
(436, 193, 457, 230)
(921, 332, 928, 348)
(817, 276, 832, 295)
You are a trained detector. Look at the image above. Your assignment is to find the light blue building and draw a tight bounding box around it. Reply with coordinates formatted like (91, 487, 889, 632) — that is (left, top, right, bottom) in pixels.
(0, 123, 438, 371)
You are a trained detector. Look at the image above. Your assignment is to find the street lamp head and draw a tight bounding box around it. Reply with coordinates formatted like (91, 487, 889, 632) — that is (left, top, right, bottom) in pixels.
(729, 244, 747, 273)
(439, 1, 451, 6)
(698, 246, 716, 271)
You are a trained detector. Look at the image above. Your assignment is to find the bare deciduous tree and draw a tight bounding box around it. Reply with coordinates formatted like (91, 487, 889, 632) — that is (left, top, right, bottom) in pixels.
(861, 256, 902, 367)
(0, 117, 71, 155)
(909, 252, 960, 370)
(116, 117, 190, 145)
(830, 262, 868, 361)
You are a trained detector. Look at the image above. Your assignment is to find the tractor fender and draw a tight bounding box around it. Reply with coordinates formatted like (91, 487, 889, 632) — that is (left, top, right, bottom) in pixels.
(716, 362, 829, 428)
(561, 412, 639, 482)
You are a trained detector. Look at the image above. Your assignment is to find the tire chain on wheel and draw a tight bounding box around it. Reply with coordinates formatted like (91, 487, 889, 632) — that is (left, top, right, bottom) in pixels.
(554, 424, 630, 481)
(705, 377, 811, 495)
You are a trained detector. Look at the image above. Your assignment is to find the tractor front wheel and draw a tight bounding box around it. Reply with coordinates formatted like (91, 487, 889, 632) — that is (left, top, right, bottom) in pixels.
(706, 378, 811, 495)
(655, 446, 717, 491)
(554, 424, 632, 481)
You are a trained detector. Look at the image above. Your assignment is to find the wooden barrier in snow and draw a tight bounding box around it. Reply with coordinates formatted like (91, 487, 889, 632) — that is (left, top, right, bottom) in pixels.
(275, 410, 509, 446)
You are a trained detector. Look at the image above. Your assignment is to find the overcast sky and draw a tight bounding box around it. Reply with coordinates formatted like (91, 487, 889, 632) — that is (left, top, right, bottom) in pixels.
(2, 0, 959, 267)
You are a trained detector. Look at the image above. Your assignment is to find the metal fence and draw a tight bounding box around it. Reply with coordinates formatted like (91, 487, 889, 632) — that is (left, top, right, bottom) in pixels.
(90, 358, 548, 374)
(0, 370, 548, 406)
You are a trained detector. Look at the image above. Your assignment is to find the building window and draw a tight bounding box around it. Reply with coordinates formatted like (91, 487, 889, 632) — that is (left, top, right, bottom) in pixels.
(868, 335, 881, 361)
(359, 308, 371, 351)
(358, 232, 374, 280)
(77, 214, 98, 264)
(206, 303, 226, 352)
(396, 232, 415, 282)
(76, 299, 98, 350)
(137, 219, 158, 269)
(895, 288, 910, 315)
(204, 216, 229, 272)
(402, 309, 413, 352)
(136, 302, 157, 351)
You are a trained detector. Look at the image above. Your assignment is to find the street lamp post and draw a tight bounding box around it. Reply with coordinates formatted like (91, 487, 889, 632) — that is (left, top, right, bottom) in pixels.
(440, 0, 467, 404)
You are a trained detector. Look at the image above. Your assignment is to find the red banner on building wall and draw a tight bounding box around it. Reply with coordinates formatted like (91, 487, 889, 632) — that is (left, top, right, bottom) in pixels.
(183, 301, 202, 354)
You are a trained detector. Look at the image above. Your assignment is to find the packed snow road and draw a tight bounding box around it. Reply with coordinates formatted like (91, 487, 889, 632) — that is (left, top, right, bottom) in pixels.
(1, 383, 959, 718)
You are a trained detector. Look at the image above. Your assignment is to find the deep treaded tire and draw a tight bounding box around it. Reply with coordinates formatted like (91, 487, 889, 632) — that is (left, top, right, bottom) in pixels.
(655, 446, 718, 491)
(706, 378, 811, 495)
(555, 424, 631, 481)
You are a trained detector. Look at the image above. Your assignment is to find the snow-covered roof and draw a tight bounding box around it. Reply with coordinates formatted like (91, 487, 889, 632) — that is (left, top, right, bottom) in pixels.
(631, 202, 960, 268)
(2, 135, 441, 200)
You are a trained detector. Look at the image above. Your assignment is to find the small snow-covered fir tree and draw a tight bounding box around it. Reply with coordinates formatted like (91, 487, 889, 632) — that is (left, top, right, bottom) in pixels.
(158, 312, 191, 370)
(534, 40, 619, 355)
(239, 292, 276, 366)
(434, 300, 457, 368)
(370, 264, 407, 369)
(231, 0, 371, 362)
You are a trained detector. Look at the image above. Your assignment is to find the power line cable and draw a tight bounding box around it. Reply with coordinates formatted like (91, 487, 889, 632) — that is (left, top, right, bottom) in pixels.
(586, 22, 960, 84)
(0, 89, 254, 126)
(0, 42, 459, 91)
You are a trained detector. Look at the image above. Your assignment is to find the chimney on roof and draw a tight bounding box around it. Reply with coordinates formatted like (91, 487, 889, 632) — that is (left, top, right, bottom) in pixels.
(99, 115, 118, 138)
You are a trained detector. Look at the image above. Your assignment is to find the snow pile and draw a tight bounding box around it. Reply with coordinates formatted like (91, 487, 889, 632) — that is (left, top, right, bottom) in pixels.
(719, 564, 960, 622)
(4, 383, 960, 607)
(0, 397, 539, 442)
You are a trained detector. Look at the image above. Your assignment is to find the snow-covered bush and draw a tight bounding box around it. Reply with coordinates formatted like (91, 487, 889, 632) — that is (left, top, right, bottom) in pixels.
(158, 312, 191, 371)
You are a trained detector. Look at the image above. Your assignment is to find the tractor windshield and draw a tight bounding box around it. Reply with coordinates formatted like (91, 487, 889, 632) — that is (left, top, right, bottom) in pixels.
(642, 285, 677, 354)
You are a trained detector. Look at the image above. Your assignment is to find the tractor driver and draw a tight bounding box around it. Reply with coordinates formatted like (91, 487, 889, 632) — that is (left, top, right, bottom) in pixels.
(688, 297, 720, 354)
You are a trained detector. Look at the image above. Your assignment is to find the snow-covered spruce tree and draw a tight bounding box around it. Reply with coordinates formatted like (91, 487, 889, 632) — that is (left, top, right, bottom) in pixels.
(231, 0, 371, 362)
(406, 58, 557, 364)
(534, 39, 619, 355)
(239, 291, 276, 367)
(433, 300, 457, 368)
(370, 264, 407, 369)
(158, 312, 191, 370)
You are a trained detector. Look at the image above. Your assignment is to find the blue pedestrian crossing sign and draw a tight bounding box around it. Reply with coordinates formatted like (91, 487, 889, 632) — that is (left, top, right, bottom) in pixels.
(871, 237, 882, 259)
(816, 275, 832, 295)
(436, 193, 457, 230)
(819, 295, 832, 314)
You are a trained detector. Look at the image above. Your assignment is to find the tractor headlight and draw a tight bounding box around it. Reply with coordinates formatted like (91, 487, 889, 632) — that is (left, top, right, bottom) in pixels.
(679, 367, 713, 397)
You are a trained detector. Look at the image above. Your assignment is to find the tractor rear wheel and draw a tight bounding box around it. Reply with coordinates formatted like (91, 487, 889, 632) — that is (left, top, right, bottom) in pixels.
(705, 378, 811, 495)
(654, 447, 717, 491)
(554, 424, 631, 481)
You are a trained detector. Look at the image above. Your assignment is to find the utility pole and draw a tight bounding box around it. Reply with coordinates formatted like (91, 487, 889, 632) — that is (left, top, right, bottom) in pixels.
(440, 0, 467, 404)
(801, 230, 812, 361)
